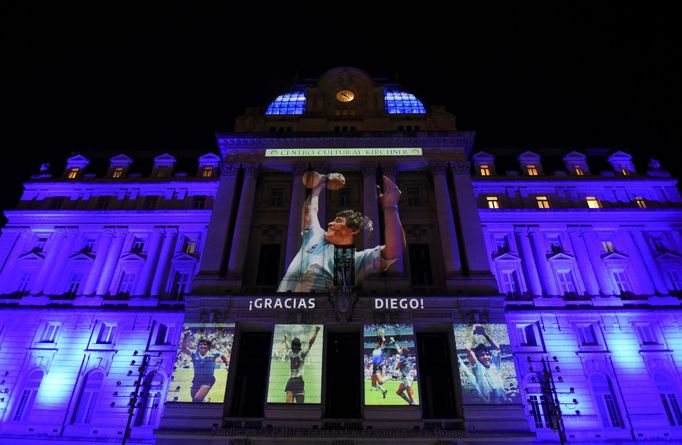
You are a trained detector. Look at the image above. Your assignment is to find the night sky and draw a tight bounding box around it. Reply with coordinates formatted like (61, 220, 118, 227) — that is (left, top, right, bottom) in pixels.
(1, 4, 680, 214)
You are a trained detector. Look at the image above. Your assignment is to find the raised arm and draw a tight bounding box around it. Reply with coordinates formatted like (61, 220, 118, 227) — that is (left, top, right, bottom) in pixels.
(181, 330, 192, 355)
(283, 335, 289, 351)
(308, 326, 321, 349)
(476, 325, 500, 351)
(301, 175, 327, 231)
(465, 325, 478, 365)
(378, 176, 406, 261)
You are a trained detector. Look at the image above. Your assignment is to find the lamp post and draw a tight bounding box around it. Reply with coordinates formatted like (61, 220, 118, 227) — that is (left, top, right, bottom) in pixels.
(122, 353, 150, 445)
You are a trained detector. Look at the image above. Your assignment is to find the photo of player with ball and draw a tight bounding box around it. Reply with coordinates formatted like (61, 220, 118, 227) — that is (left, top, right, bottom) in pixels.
(363, 324, 420, 406)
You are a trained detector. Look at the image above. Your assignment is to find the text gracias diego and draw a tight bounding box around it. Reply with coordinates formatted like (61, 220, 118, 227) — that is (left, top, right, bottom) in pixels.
(248, 297, 425, 311)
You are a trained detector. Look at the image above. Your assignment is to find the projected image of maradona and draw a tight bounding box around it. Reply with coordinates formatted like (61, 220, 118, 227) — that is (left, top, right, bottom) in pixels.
(277, 172, 405, 292)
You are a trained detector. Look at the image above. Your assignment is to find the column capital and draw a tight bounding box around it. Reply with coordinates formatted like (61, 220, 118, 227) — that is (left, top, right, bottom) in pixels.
(450, 161, 471, 175)
(513, 225, 531, 234)
(241, 163, 260, 177)
(430, 162, 448, 175)
(220, 163, 240, 176)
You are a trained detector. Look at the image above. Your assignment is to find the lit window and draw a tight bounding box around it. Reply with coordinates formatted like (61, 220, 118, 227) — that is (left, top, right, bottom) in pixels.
(201, 166, 214, 178)
(635, 324, 659, 345)
(39, 323, 60, 343)
(479, 164, 491, 176)
(384, 89, 427, 114)
(536, 196, 550, 209)
(586, 196, 601, 208)
(182, 237, 197, 254)
(96, 323, 116, 344)
(574, 165, 585, 176)
(635, 197, 647, 208)
(487, 196, 500, 209)
(13, 369, 43, 422)
(71, 371, 104, 424)
(192, 196, 207, 209)
(111, 167, 124, 178)
(602, 241, 615, 253)
(265, 91, 306, 115)
(526, 164, 539, 176)
(67, 167, 80, 179)
(621, 168, 631, 176)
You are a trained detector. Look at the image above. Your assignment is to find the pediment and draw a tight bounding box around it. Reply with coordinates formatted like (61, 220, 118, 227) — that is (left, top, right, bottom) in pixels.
(472, 151, 494, 162)
(547, 251, 575, 261)
(154, 153, 177, 166)
(119, 252, 146, 261)
(607, 151, 632, 162)
(171, 252, 199, 263)
(110, 154, 133, 166)
(492, 251, 520, 261)
(69, 252, 95, 261)
(602, 251, 629, 261)
(199, 152, 221, 164)
(517, 151, 540, 162)
(19, 251, 45, 260)
(654, 251, 682, 261)
(562, 151, 586, 162)
(66, 154, 90, 168)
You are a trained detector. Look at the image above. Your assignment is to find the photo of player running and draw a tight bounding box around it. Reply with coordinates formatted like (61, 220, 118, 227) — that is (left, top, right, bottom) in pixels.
(363, 324, 420, 406)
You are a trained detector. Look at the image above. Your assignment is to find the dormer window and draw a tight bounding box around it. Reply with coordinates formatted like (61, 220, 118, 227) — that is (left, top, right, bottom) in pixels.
(574, 165, 584, 176)
(111, 167, 124, 178)
(479, 164, 491, 176)
(635, 197, 647, 209)
(526, 164, 539, 176)
(536, 196, 550, 209)
(586, 196, 602, 209)
(67, 167, 80, 179)
(486, 196, 500, 209)
(201, 166, 214, 178)
(621, 168, 631, 176)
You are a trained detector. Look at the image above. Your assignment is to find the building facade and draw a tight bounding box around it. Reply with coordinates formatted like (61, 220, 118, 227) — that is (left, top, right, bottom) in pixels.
(1, 67, 681, 444)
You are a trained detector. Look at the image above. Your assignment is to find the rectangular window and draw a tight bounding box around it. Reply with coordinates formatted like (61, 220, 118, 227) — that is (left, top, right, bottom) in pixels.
(269, 188, 283, 207)
(602, 241, 615, 253)
(612, 270, 633, 295)
(493, 235, 510, 253)
(586, 196, 602, 208)
(635, 324, 659, 345)
(528, 394, 553, 429)
(517, 323, 539, 347)
(95, 196, 111, 210)
(669, 271, 682, 292)
(256, 244, 281, 285)
(82, 238, 96, 254)
(526, 164, 539, 176)
(131, 237, 145, 253)
(182, 237, 197, 254)
(578, 324, 599, 346)
(409, 244, 433, 286)
(66, 271, 83, 297)
(486, 196, 500, 209)
(39, 323, 60, 343)
(67, 167, 80, 179)
(574, 165, 585, 176)
(117, 272, 136, 297)
(96, 323, 116, 344)
(192, 196, 207, 209)
(635, 197, 647, 209)
(479, 164, 491, 176)
(536, 196, 550, 209)
(111, 167, 124, 178)
(621, 168, 631, 176)
(49, 197, 65, 210)
(201, 166, 214, 178)
(170, 272, 190, 299)
(143, 196, 158, 210)
(557, 270, 577, 295)
(501, 270, 520, 296)
(602, 394, 625, 427)
(155, 323, 172, 345)
(34, 237, 48, 253)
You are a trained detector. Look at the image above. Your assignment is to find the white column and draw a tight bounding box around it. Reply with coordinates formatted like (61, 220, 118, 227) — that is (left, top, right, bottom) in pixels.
(431, 163, 461, 275)
(31, 231, 67, 295)
(96, 230, 128, 296)
(82, 231, 115, 296)
(568, 229, 600, 296)
(0, 230, 30, 292)
(582, 230, 614, 295)
(151, 229, 178, 297)
(133, 230, 165, 296)
(285, 164, 307, 266)
(44, 231, 79, 295)
(381, 163, 404, 275)
(362, 164, 381, 250)
(670, 229, 682, 253)
(528, 228, 560, 296)
(630, 229, 668, 295)
(227, 164, 258, 276)
(198, 163, 239, 275)
(515, 228, 543, 296)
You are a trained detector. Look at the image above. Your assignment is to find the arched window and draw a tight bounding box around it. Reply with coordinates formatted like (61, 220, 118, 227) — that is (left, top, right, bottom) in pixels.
(653, 371, 682, 426)
(590, 374, 625, 428)
(13, 369, 44, 422)
(71, 370, 105, 424)
(134, 371, 165, 426)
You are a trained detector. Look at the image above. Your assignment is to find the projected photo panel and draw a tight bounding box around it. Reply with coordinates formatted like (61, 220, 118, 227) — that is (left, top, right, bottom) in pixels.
(267, 324, 324, 404)
(453, 323, 520, 404)
(363, 323, 420, 406)
(167, 323, 235, 403)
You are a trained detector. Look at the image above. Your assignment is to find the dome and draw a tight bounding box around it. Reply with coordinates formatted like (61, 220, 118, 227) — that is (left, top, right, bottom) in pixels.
(384, 89, 426, 114)
(265, 91, 306, 115)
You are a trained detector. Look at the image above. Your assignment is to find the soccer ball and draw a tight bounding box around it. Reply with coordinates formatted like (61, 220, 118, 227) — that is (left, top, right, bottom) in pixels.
(327, 172, 346, 190)
(302, 170, 321, 189)
(377, 328, 385, 338)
